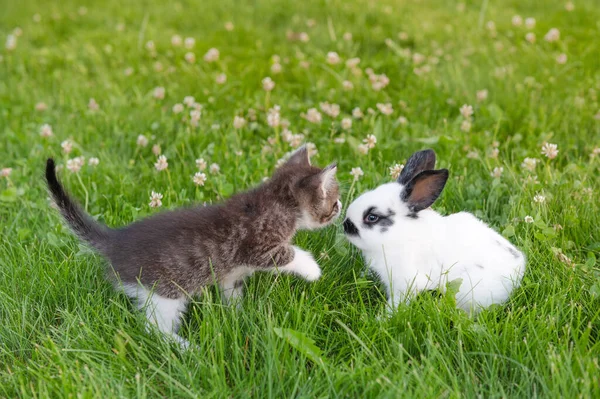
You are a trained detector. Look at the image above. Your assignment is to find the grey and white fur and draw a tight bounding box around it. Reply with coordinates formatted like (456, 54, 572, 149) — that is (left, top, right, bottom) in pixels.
(45, 147, 341, 346)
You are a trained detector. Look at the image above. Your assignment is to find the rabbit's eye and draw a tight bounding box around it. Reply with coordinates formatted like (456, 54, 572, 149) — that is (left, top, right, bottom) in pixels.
(365, 214, 379, 224)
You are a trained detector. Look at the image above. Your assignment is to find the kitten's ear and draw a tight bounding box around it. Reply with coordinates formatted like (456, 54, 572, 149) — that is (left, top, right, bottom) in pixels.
(401, 169, 448, 213)
(285, 145, 311, 167)
(397, 149, 437, 185)
(317, 163, 337, 196)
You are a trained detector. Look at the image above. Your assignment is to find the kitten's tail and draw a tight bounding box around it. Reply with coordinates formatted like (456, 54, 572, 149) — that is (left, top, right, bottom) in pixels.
(45, 158, 113, 253)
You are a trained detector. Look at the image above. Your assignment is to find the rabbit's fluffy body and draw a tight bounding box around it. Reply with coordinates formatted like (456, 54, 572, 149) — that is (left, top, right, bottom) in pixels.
(344, 151, 525, 313)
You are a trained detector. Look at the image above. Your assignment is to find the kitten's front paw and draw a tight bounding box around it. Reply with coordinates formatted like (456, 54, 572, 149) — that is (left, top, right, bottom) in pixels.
(291, 247, 322, 282)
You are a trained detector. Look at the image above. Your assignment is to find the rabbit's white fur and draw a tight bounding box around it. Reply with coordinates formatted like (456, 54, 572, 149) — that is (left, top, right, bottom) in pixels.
(344, 152, 525, 314)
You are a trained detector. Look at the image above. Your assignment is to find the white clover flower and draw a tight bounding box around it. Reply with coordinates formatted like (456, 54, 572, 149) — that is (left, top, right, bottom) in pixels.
(343, 32, 352, 41)
(271, 63, 282, 74)
(88, 98, 99, 111)
(525, 32, 536, 43)
(524, 215, 534, 223)
(172, 103, 184, 114)
(304, 108, 322, 124)
(376, 103, 393, 115)
(153, 144, 162, 155)
(299, 32, 310, 42)
(350, 167, 364, 180)
(389, 164, 404, 179)
(5, 34, 17, 51)
(190, 110, 201, 127)
(397, 116, 408, 125)
(290, 134, 305, 148)
(412, 53, 426, 65)
(183, 96, 195, 107)
(262, 77, 275, 91)
(196, 158, 207, 170)
(345, 57, 360, 68)
(1, 167, 13, 177)
(477, 90, 488, 102)
(556, 54, 567, 64)
(341, 117, 352, 130)
(352, 107, 363, 119)
(149, 191, 163, 208)
(490, 166, 503, 178)
(35, 102, 48, 111)
(184, 37, 195, 49)
(369, 73, 390, 91)
(334, 137, 346, 144)
(363, 134, 377, 149)
(525, 17, 536, 29)
(145, 40, 155, 51)
(358, 143, 369, 155)
(61, 140, 73, 154)
(320, 102, 340, 118)
(171, 35, 182, 47)
(209, 163, 220, 174)
(565, 2, 574, 11)
(541, 143, 559, 159)
(466, 150, 479, 159)
(533, 193, 546, 203)
(490, 148, 499, 159)
(124, 67, 134, 76)
(460, 120, 472, 132)
(40, 124, 53, 138)
(66, 156, 85, 173)
(215, 73, 227, 84)
(521, 157, 538, 172)
(460, 104, 474, 119)
(544, 28, 560, 42)
(326, 51, 341, 65)
(512, 15, 523, 26)
(224, 22, 235, 31)
(154, 155, 168, 171)
(342, 80, 354, 90)
(193, 172, 207, 186)
(184, 52, 196, 63)
(153, 87, 165, 100)
(137, 134, 149, 147)
(88, 157, 99, 166)
(233, 116, 246, 129)
(204, 48, 220, 62)
(267, 105, 281, 128)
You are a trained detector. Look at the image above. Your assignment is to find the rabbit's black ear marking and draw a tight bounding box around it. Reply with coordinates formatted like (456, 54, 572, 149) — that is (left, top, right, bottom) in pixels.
(397, 149, 437, 185)
(401, 169, 449, 213)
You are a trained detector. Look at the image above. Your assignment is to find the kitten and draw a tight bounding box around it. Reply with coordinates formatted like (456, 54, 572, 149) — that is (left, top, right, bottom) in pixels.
(45, 147, 341, 346)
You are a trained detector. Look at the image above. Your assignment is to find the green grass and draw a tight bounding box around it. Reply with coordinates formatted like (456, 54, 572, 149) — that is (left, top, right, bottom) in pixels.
(1, 0, 600, 397)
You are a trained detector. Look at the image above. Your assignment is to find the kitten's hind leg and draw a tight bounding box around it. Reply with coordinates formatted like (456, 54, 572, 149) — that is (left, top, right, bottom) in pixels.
(220, 278, 244, 306)
(123, 284, 190, 348)
(275, 246, 322, 282)
(219, 266, 253, 307)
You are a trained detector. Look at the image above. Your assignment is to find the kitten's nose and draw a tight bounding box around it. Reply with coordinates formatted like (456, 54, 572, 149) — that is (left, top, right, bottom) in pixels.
(343, 218, 359, 236)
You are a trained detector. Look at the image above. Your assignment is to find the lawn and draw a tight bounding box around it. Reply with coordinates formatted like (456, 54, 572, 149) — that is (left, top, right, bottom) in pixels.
(1, 0, 600, 397)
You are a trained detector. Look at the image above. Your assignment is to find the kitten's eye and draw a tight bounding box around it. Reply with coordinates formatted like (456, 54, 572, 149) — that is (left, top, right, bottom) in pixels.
(331, 202, 338, 212)
(364, 214, 379, 224)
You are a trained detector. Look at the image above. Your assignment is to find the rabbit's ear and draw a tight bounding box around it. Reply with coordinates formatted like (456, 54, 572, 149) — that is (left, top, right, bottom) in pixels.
(397, 149, 436, 185)
(401, 169, 448, 213)
(285, 145, 311, 167)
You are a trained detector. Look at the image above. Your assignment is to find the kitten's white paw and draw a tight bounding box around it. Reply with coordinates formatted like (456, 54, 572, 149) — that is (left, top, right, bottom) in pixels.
(292, 247, 322, 282)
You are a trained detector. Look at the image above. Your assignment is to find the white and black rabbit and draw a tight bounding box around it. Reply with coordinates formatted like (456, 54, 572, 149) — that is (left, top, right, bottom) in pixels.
(343, 149, 525, 314)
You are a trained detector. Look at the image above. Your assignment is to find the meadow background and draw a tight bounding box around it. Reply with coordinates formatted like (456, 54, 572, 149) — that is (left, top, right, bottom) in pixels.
(1, 0, 600, 397)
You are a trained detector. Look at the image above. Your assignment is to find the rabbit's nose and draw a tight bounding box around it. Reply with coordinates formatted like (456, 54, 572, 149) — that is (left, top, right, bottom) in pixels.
(343, 218, 359, 236)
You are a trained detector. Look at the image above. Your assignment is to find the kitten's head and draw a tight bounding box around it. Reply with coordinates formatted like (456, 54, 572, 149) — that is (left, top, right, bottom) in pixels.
(275, 146, 341, 230)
